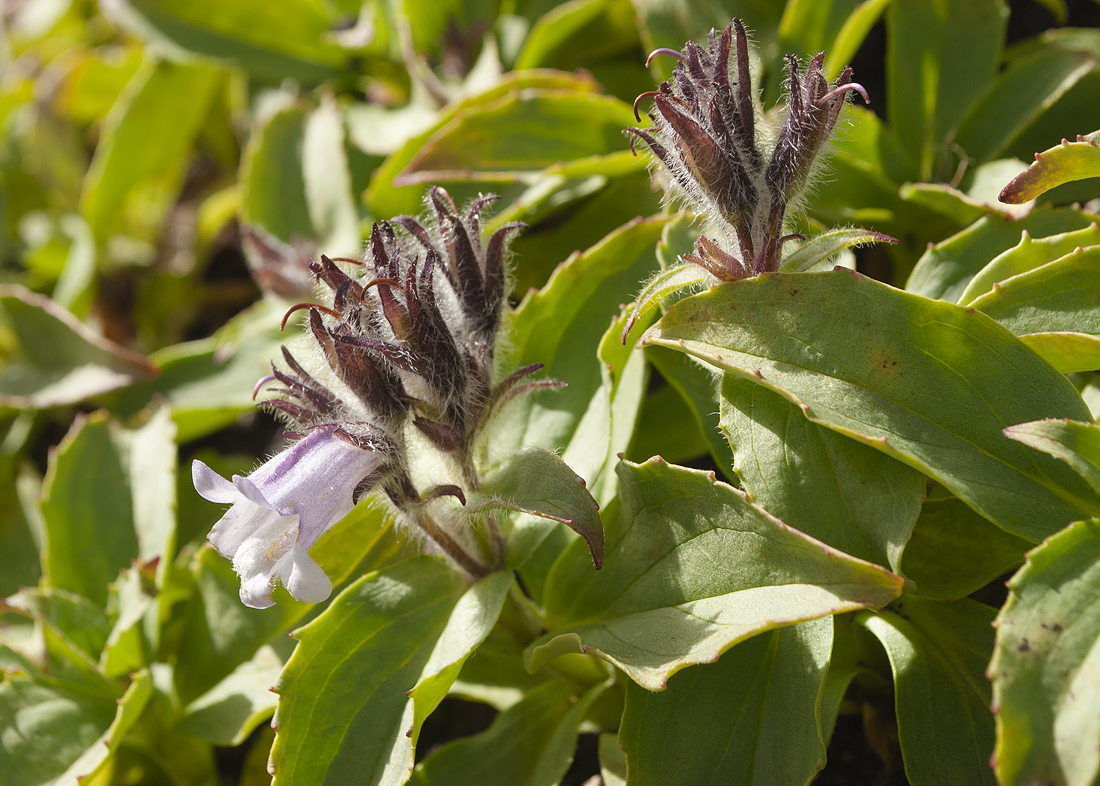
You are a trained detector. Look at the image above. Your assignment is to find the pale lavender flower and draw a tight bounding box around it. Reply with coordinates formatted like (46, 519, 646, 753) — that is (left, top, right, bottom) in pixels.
(192, 425, 388, 609)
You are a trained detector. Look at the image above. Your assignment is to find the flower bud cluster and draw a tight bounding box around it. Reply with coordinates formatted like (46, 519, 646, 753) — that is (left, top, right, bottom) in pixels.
(627, 19, 868, 279)
(196, 188, 543, 606)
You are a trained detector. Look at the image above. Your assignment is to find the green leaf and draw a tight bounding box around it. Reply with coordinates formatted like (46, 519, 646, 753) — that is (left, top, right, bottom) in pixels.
(450, 627, 551, 711)
(643, 270, 1100, 541)
(2, 587, 112, 670)
(968, 242, 1100, 373)
(500, 215, 665, 463)
(0, 285, 156, 408)
(959, 223, 1100, 305)
(622, 264, 708, 341)
(1001, 132, 1100, 204)
(101, 0, 352, 82)
(405, 570, 514, 742)
(886, 0, 1007, 180)
(900, 496, 1029, 601)
(509, 303, 652, 593)
(36, 405, 174, 616)
(599, 732, 627, 786)
(490, 167, 661, 296)
(585, 309, 651, 506)
(999, 66, 1100, 174)
(344, 95, 439, 158)
(829, 105, 917, 188)
(270, 560, 509, 786)
(1004, 418, 1100, 493)
(778, 0, 862, 68)
(0, 674, 118, 786)
(40, 413, 141, 607)
(51, 214, 97, 319)
(989, 518, 1100, 786)
(80, 59, 222, 239)
(110, 300, 286, 442)
(177, 644, 283, 746)
(240, 104, 314, 245)
(955, 49, 1097, 165)
(0, 418, 41, 596)
(1031, 0, 1068, 23)
(825, 0, 895, 79)
(396, 90, 636, 186)
(474, 448, 603, 569)
(904, 205, 1097, 302)
(820, 613, 873, 746)
(899, 176, 1028, 225)
(367, 71, 604, 217)
(645, 346, 735, 481)
(619, 617, 832, 786)
(100, 565, 158, 679)
(720, 375, 923, 573)
(302, 97, 361, 255)
(52, 669, 154, 785)
(779, 227, 898, 273)
(515, 0, 640, 71)
(1018, 333, 1100, 374)
(968, 245, 1100, 338)
(55, 45, 145, 126)
(857, 597, 997, 786)
(127, 406, 177, 577)
(409, 679, 608, 786)
(528, 458, 902, 691)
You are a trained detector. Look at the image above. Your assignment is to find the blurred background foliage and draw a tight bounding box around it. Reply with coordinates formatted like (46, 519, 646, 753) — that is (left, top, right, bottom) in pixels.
(3, 0, 1100, 783)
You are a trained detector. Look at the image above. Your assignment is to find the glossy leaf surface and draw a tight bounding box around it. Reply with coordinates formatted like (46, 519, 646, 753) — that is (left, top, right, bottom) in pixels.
(645, 346, 735, 481)
(177, 645, 283, 746)
(1017, 333, 1100, 374)
(502, 216, 665, 464)
(367, 71, 604, 216)
(500, 218, 663, 580)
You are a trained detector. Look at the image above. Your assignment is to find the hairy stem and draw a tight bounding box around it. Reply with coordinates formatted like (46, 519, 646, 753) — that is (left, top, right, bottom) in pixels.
(413, 508, 490, 579)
